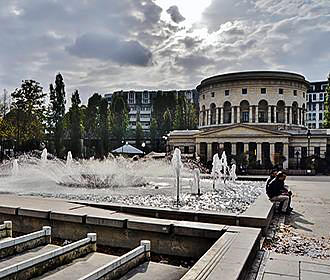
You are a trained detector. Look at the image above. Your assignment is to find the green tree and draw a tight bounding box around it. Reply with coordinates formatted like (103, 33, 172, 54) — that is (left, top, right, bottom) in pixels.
(135, 121, 144, 147)
(323, 73, 330, 128)
(173, 95, 198, 130)
(84, 93, 102, 157)
(68, 90, 83, 158)
(48, 73, 66, 157)
(11, 80, 46, 150)
(162, 108, 172, 134)
(110, 94, 129, 147)
(149, 118, 158, 151)
(99, 98, 110, 157)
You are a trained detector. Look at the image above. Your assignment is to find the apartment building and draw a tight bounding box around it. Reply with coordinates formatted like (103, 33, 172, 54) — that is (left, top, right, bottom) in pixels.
(306, 81, 328, 129)
(104, 89, 198, 131)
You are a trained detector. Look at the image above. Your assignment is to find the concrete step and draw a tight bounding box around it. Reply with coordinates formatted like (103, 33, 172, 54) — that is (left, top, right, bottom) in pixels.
(119, 261, 188, 280)
(0, 244, 59, 270)
(34, 252, 117, 279)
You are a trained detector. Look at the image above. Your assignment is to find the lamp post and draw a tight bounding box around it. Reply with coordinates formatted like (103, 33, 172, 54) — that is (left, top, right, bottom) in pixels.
(307, 130, 311, 157)
(295, 150, 300, 169)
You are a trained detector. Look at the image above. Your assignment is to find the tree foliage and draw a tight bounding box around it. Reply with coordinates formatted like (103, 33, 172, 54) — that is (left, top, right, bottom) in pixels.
(173, 95, 198, 130)
(10, 80, 46, 150)
(149, 118, 158, 150)
(324, 73, 330, 128)
(47, 73, 66, 157)
(110, 94, 129, 147)
(135, 121, 144, 147)
(68, 90, 83, 158)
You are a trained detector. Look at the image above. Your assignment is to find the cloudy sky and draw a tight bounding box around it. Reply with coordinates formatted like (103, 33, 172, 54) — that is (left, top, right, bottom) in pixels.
(0, 0, 329, 104)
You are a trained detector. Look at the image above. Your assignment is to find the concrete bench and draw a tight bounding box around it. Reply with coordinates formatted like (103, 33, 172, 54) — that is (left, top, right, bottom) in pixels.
(0, 226, 51, 259)
(0, 221, 12, 239)
(0, 232, 97, 280)
(79, 240, 151, 280)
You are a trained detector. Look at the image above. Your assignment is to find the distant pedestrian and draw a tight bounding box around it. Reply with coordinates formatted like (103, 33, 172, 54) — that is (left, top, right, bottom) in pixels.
(266, 171, 293, 214)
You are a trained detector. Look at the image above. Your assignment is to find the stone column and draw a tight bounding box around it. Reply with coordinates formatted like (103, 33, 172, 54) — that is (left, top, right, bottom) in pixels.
(244, 143, 249, 160)
(207, 110, 210, 125)
(284, 106, 288, 124)
(231, 106, 235, 124)
(270, 143, 275, 164)
(268, 106, 272, 123)
(283, 143, 289, 169)
(257, 143, 262, 163)
(219, 107, 222, 124)
(256, 105, 260, 123)
(196, 142, 201, 158)
(249, 106, 253, 123)
(287, 107, 291, 125)
(207, 143, 212, 162)
(215, 108, 219, 125)
(232, 143, 237, 156)
(237, 106, 241, 123)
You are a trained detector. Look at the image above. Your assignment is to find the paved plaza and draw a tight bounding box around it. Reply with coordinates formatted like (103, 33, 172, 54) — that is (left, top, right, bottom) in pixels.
(255, 176, 330, 280)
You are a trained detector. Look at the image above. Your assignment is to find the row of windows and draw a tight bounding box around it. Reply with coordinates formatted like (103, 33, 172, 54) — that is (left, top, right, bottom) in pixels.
(309, 84, 328, 91)
(288, 146, 320, 158)
(307, 93, 324, 101)
(308, 103, 324, 111)
(307, 112, 323, 121)
(129, 105, 152, 112)
(129, 114, 151, 119)
(307, 123, 323, 129)
(204, 88, 305, 99)
(129, 121, 150, 126)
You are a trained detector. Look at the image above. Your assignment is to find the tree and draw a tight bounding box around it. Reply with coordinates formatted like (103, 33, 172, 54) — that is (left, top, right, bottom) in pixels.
(149, 118, 158, 151)
(110, 94, 129, 147)
(135, 122, 144, 147)
(162, 108, 172, 134)
(11, 80, 46, 150)
(99, 98, 110, 157)
(0, 89, 10, 118)
(324, 73, 330, 128)
(173, 95, 198, 130)
(48, 73, 66, 157)
(68, 90, 83, 158)
(84, 93, 102, 157)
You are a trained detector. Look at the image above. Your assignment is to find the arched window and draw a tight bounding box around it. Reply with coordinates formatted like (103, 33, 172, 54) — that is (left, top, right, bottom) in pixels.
(202, 105, 206, 126)
(223, 101, 232, 124)
(276, 100, 285, 123)
(210, 103, 216, 125)
(240, 100, 250, 123)
(292, 101, 298, 124)
(258, 100, 268, 123)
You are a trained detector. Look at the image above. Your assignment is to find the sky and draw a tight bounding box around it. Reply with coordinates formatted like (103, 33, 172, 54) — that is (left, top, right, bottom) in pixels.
(0, 0, 329, 104)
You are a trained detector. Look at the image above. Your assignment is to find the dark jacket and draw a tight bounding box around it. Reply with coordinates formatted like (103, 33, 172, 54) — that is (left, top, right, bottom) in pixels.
(265, 175, 275, 189)
(266, 178, 287, 199)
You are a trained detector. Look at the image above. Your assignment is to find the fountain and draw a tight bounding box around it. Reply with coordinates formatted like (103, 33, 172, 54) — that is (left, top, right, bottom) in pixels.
(66, 151, 73, 167)
(0, 149, 264, 214)
(11, 159, 18, 176)
(192, 168, 200, 195)
(171, 148, 183, 206)
(41, 148, 48, 162)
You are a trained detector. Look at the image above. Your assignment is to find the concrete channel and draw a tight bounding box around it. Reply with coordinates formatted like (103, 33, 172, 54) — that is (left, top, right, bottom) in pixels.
(0, 194, 274, 279)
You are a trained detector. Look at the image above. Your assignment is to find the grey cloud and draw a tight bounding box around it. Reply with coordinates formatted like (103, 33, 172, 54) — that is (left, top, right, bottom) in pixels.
(66, 33, 152, 66)
(179, 37, 203, 49)
(166, 6, 185, 23)
(175, 54, 213, 70)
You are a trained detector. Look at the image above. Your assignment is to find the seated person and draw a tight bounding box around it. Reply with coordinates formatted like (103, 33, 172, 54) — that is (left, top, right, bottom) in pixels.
(266, 171, 293, 214)
(265, 169, 277, 188)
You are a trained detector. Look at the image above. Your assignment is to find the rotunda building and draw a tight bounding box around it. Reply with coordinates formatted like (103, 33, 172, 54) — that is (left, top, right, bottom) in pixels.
(169, 71, 330, 171)
(197, 71, 308, 129)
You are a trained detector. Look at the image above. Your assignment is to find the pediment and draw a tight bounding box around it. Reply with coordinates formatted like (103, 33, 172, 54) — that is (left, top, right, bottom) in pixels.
(199, 124, 289, 138)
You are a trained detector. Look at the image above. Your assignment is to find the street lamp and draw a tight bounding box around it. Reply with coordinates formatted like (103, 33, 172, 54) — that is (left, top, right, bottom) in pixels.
(307, 130, 311, 157)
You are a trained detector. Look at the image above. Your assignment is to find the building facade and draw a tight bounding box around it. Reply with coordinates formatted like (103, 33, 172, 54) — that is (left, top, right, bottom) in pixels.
(169, 71, 330, 170)
(306, 81, 328, 129)
(104, 89, 198, 132)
